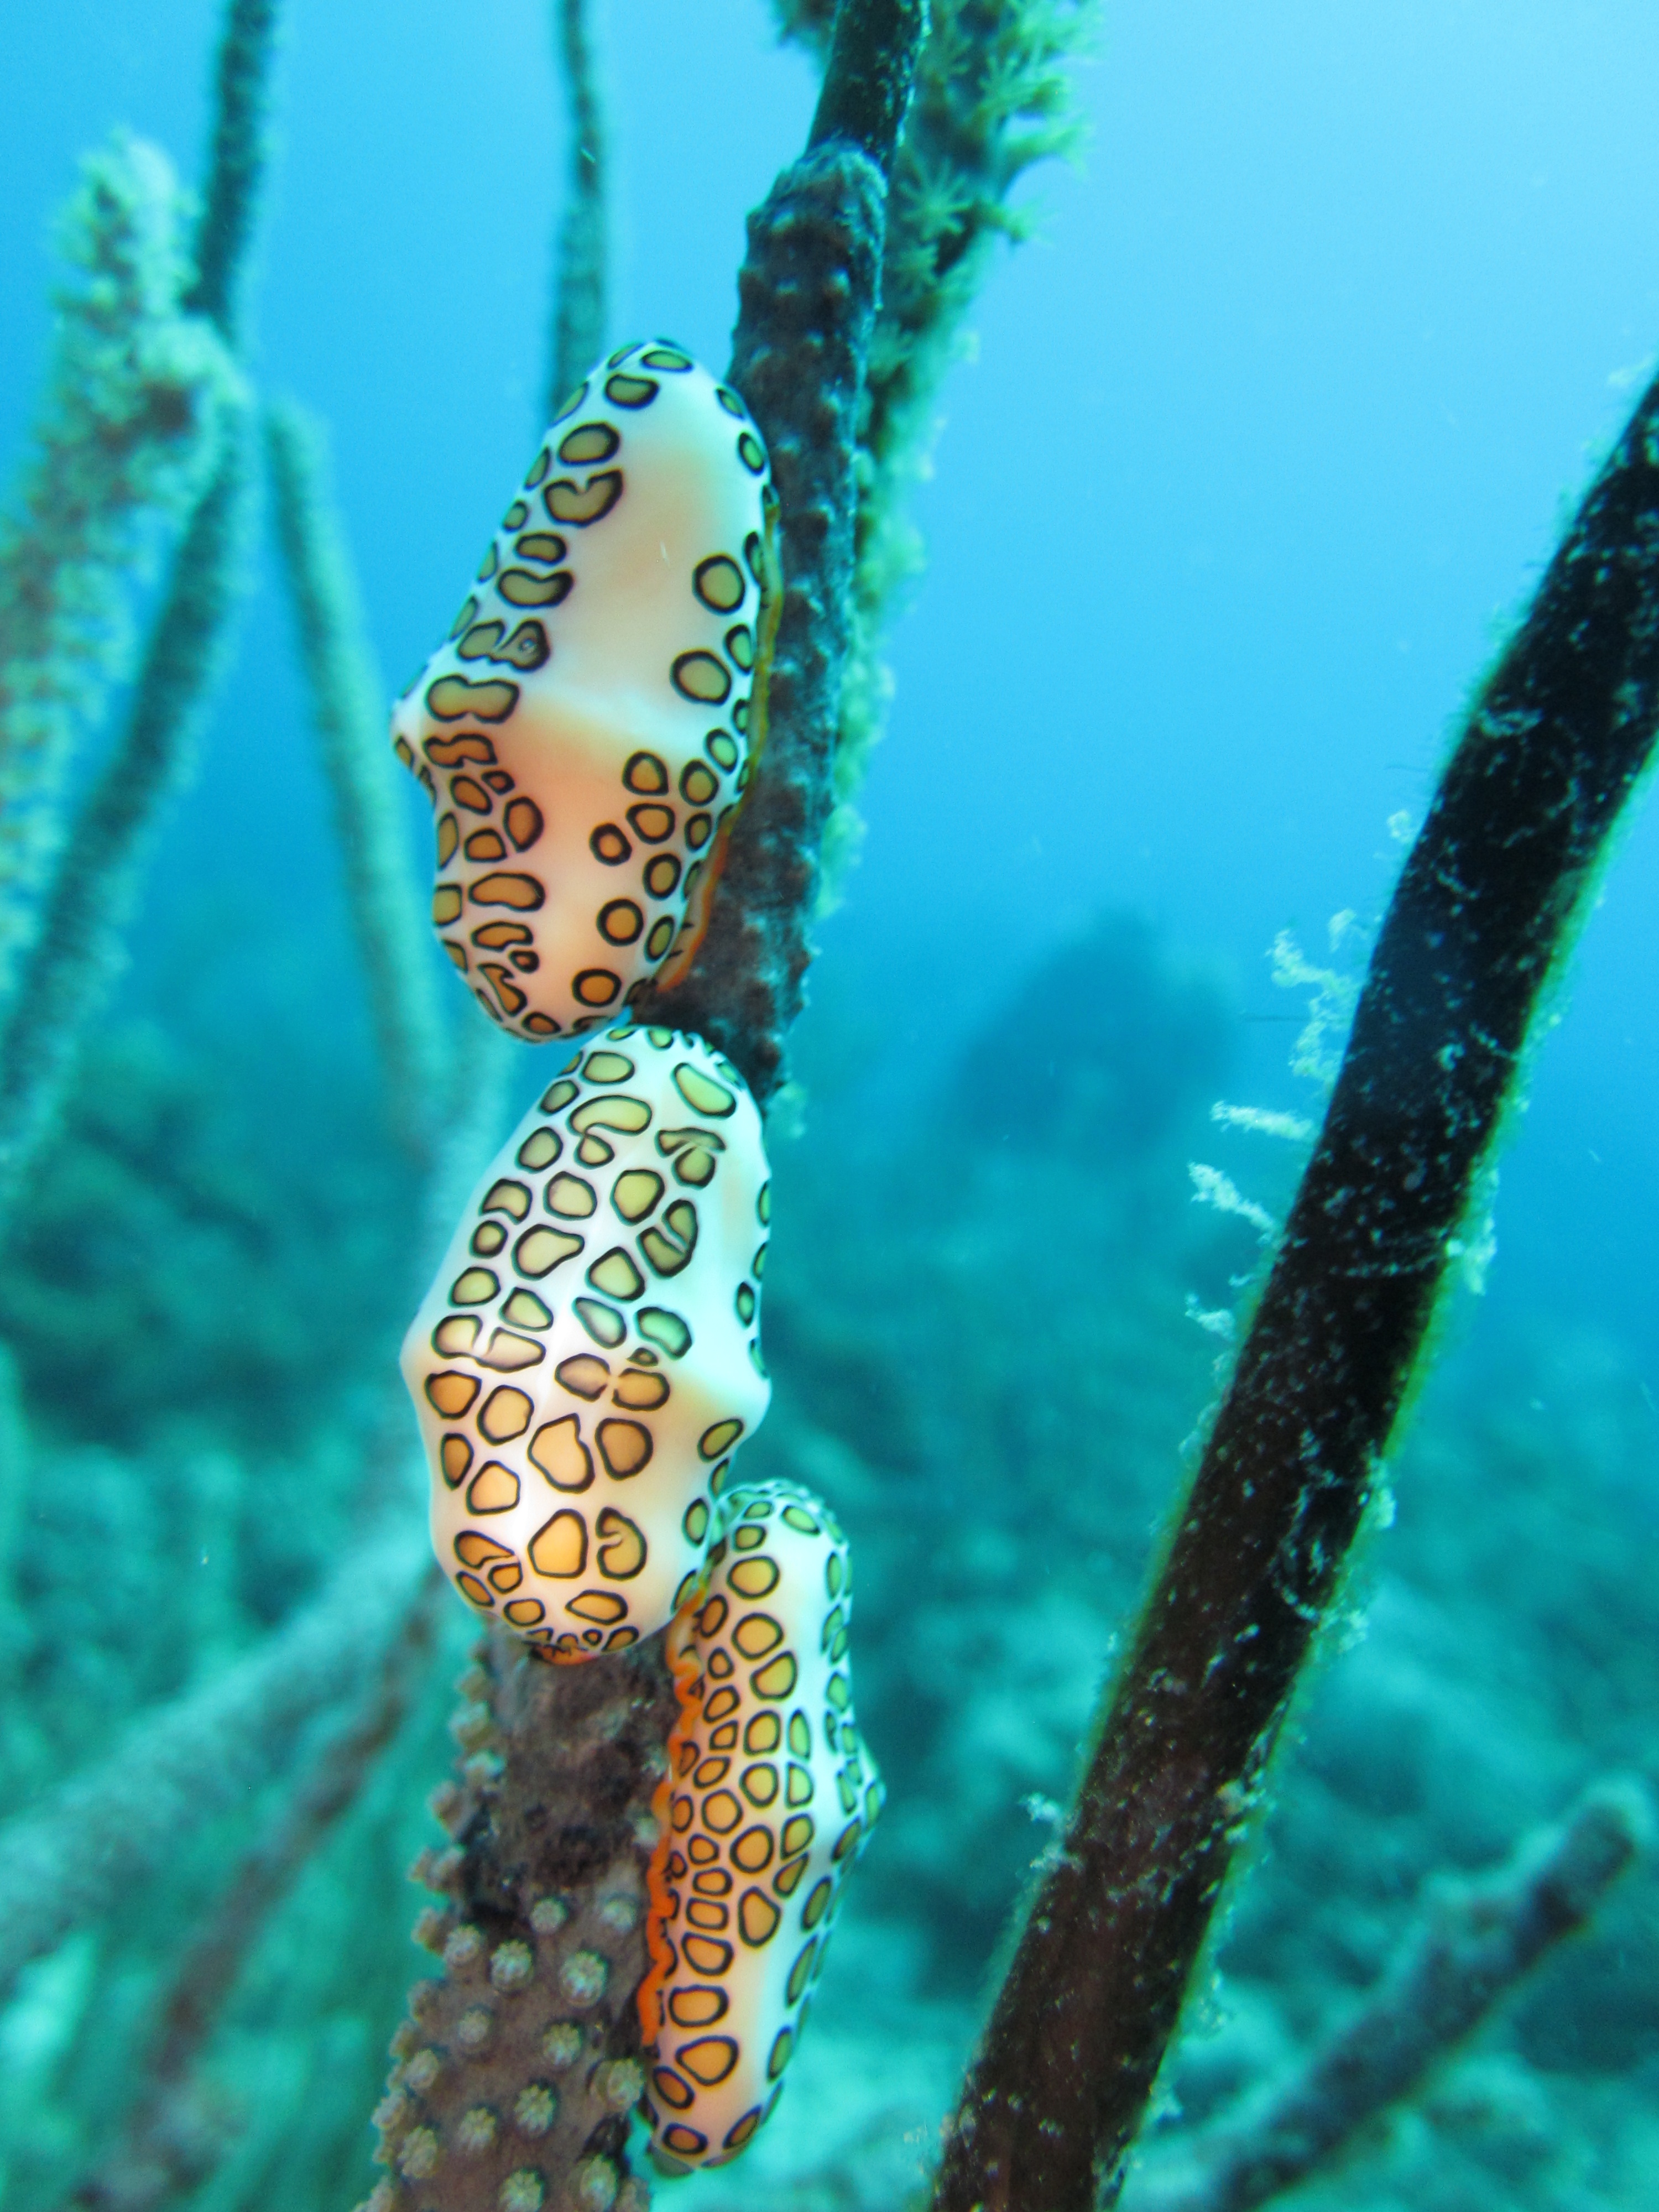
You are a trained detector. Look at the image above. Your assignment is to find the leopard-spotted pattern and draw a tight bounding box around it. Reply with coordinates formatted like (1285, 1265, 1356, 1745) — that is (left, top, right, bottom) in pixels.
(391, 343, 779, 1040)
(401, 1027, 770, 1658)
(638, 1481, 881, 2169)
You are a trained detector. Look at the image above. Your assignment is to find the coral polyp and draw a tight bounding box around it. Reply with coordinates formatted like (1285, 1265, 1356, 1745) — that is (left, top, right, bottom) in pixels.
(391, 342, 778, 1040)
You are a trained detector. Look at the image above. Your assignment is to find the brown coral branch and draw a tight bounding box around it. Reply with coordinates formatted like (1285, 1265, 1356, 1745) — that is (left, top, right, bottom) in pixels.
(935, 355, 1659, 2210)
(636, 141, 887, 1102)
(362, 1634, 678, 2212)
(546, 0, 609, 418)
(184, 0, 284, 350)
(638, 0, 924, 1102)
(61, 1561, 445, 2212)
(772, 0, 1097, 888)
(1129, 1779, 1652, 2212)
(0, 1518, 428, 2004)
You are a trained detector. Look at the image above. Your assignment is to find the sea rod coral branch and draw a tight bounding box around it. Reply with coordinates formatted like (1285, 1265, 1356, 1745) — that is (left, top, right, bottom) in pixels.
(1130, 1779, 1652, 2212)
(546, 0, 608, 417)
(62, 1563, 446, 2212)
(638, 0, 925, 1101)
(935, 359, 1659, 2211)
(0, 0, 284, 1224)
(185, 0, 285, 349)
(267, 396, 447, 1164)
(807, 0, 924, 170)
(366, 1633, 677, 2212)
(0, 416, 253, 1223)
(0, 135, 232, 1016)
(773, 0, 1097, 891)
(0, 1519, 429, 2005)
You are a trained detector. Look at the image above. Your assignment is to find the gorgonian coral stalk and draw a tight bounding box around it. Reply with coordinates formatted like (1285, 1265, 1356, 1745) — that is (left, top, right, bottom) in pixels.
(622, 0, 924, 1102)
(1132, 1779, 1651, 2212)
(0, 134, 233, 1011)
(0, 0, 282, 1225)
(0, 407, 255, 1224)
(639, 127, 893, 1089)
(65, 1566, 445, 2212)
(363, 13, 926, 2210)
(773, 0, 1097, 891)
(0, 1520, 429, 2005)
(267, 397, 447, 1163)
(547, 0, 609, 416)
(935, 355, 1659, 2212)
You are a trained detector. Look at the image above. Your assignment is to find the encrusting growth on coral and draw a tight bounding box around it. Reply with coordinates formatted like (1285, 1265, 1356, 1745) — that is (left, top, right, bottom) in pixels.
(1131, 1778, 1652, 2212)
(0, 0, 282, 1224)
(935, 343, 1659, 2212)
(266, 395, 447, 1163)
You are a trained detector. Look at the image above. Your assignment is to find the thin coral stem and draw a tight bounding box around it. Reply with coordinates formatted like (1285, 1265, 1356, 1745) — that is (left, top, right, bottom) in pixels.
(61, 1565, 445, 2212)
(265, 396, 447, 1164)
(184, 0, 284, 347)
(774, 0, 1098, 895)
(637, 0, 925, 1102)
(809, 0, 924, 169)
(366, 1632, 678, 2212)
(0, 415, 253, 1220)
(0, 1520, 430, 2004)
(0, 136, 232, 1025)
(547, 0, 608, 419)
(0, 0, 283, 1223)
(1131, 1781, 1651, 2212)
(935, 359, 1659, 2212)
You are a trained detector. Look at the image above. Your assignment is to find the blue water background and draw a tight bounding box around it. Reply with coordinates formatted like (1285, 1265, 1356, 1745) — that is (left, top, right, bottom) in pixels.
(3, 0, 1658, 1374)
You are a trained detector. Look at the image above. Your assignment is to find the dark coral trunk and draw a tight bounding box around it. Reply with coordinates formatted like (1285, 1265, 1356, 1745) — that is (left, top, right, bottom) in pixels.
(935, 367, 1659, 2212)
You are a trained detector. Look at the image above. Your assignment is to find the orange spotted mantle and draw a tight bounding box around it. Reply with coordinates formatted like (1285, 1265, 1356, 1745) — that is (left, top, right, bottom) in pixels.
(638, 1480, 882, 2171)
(401, 1027, 771, 1657)
(391, 341, 779, 1041)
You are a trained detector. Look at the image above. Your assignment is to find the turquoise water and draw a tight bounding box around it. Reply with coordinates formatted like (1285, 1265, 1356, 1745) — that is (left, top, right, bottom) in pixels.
(1, 5, 1657, 2208)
